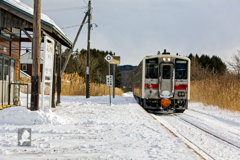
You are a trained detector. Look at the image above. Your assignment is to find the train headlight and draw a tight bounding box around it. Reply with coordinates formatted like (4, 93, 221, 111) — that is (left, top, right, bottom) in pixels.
(167, 58, 171, 62)
(178, 92, 185, 97)
(163, 58, 166, 62)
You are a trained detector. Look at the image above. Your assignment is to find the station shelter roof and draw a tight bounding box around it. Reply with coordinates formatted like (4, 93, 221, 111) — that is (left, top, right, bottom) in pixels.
(0, 0, 73, 48)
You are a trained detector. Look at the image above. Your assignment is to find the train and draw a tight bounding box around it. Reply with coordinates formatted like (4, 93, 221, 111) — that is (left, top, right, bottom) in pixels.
(133, 50, 191, 113)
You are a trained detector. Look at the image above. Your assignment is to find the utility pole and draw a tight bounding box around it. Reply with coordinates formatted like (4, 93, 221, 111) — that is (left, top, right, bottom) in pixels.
(31, 0, 41, 111)
(60, 13, 88, 77)
(86, 0, 91, 98)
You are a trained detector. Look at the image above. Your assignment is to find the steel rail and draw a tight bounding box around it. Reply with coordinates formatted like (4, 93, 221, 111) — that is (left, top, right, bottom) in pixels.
(151, 113, 214, 160)
(173, 113, 240, 150)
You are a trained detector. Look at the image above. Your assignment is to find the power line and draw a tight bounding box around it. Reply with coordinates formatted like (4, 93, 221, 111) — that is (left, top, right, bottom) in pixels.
(61, 24, 82, 29)
(42, 7, 84, 13)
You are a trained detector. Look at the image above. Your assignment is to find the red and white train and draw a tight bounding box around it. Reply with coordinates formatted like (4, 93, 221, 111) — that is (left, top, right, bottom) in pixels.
(133, 50, 191, 113)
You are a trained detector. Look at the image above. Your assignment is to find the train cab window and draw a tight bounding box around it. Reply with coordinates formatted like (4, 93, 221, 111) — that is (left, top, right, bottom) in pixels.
(146, 58, 158, 79)
(163, 65, 171, 79)
(175, 59, 188, 79)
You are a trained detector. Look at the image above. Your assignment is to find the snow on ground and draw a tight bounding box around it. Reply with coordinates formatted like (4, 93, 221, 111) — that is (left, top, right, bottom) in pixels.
(152, 103, 240, 160)
(189, 102, 240, 123)
(0, 92, 199, 160)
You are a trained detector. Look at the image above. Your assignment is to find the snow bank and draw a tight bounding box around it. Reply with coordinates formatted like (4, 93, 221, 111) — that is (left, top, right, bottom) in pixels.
(122, 92, 133, 97)
(189, 102, 240, 123)
(0, 107, 69, 125)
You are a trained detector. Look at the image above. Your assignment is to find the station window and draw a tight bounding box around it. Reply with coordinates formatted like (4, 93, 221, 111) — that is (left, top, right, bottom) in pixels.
(175, 59, 188, 79)
(22, 64, 27, 71)
(4, 59, 9, 81)
(146, 58, 158, 79)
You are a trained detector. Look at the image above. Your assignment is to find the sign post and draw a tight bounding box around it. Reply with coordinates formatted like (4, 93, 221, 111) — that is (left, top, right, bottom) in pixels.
(41, 36, 55, 110)
(109, 55, 121, 98)
(105, 54, 113, 105)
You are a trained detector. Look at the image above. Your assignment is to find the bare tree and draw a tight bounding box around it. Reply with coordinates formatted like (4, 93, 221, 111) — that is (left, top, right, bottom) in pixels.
(190, 58, 212, 81)
(227, 50, 240, 80)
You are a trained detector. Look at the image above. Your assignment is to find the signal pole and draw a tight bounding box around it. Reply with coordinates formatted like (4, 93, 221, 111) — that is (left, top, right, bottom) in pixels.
(31, 0, 41, 111)
(86, 0, 91, 98)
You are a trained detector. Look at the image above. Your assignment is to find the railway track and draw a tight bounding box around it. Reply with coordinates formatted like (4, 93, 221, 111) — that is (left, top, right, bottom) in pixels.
(151, 112, 240, 160)
(173, 113, 240, 149)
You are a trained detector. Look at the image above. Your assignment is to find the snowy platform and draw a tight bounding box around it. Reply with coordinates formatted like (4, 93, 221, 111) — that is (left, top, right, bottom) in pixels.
(0, 93, 199, 159)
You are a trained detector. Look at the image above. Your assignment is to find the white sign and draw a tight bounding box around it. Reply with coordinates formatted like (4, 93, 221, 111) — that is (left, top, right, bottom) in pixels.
(105, 54, 113, 63)
(86, 66, 89, 75)
(41, 36, 55, 110)
(106, 75, 113, 86)
(3, 47, 7, 52)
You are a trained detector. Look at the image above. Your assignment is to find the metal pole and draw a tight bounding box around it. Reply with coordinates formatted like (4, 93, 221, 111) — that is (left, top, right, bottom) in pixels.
(27, 84, 29, 109)
(86, 0, 91, 98)
(113, 64, 115, 98)
(108, 62, 111, 105)
(31, 0, 41, 111)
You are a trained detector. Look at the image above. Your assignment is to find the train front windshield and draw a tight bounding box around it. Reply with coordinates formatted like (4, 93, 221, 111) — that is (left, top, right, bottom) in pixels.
(175, 59, 188, 79)
(146, 58, 158, 79)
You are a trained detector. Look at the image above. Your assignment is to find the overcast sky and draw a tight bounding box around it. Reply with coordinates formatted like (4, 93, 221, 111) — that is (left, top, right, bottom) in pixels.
(20, 0, 240, 66)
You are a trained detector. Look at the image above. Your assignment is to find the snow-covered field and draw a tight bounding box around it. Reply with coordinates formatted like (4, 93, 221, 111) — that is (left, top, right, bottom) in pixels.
(0, 92, 240, 159)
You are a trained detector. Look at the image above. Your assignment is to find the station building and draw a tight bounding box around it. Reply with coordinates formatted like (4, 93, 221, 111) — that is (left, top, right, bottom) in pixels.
(0, 0, 73, 109)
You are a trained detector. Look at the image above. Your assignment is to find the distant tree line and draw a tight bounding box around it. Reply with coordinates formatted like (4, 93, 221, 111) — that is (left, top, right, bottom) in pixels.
(60, 48, 122, 87)
(188, 53, 226, 75)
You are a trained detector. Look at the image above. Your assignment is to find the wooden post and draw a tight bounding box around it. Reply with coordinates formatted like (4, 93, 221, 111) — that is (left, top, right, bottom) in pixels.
(86, 0, 91, 98)
(51, 42, 57, 108)
(60, 13, 88, 77)
(57, 44, 61, 105)
(30, 0, 41, 111)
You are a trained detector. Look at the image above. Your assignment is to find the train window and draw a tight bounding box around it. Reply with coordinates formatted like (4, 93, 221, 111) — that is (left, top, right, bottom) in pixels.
(175, 60, 188, 79)
(146, 58, 158, 79)
(162, 65, 171, 79)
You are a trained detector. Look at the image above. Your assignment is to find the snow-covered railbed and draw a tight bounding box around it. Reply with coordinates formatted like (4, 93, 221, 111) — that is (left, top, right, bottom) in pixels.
(152, 107, 240, 160)
(0, 93, 199, 160)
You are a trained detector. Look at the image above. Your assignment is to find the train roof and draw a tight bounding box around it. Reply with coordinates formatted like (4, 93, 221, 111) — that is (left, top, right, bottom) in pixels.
(134, 54, 190, 72)
(143, 54, 190, 61)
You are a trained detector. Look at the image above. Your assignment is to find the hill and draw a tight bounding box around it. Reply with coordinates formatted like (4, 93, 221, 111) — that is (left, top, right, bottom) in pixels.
(118, 65, 137, 88)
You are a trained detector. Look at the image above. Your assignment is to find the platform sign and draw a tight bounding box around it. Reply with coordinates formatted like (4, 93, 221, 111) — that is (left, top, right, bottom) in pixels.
(105, 55, 113, 105)
(41, 36, 55, 110)
(105, 54, 113, 63)
(106, 75, 113, 86)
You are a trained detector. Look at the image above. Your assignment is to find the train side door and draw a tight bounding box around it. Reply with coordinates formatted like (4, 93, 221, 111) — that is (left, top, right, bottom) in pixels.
(159, 64, 174, 98)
